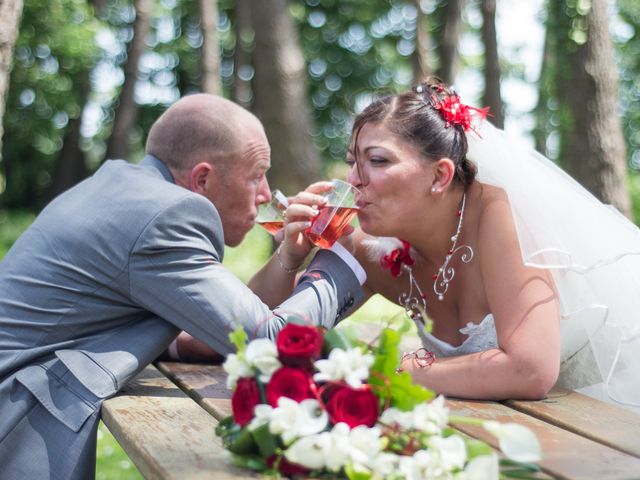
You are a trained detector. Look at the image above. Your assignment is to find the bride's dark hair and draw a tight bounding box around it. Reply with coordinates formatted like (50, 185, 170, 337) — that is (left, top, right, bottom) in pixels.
(352, 76, 476, 188)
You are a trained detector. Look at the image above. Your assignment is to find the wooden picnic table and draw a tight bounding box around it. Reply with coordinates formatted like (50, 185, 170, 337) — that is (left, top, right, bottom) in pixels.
(102, 362, 640, 480)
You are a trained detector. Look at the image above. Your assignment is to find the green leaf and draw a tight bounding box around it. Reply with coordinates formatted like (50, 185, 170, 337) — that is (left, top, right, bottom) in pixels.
(214, 415, 236, 438)
(323, 327, 353, 352)
(251, 423, 279, 458)
(368, 329, 435, 410)
(231, 454, 269, 472)
(229, 327, 249, 354)
(466, 438, 494, 459)
(345, 463, 372, 480)
(500, 459, 541, 471)
(225, 425, 258, 455)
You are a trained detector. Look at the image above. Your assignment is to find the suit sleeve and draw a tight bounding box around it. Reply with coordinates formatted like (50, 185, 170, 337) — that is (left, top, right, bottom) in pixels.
(128, 194, 363, 355)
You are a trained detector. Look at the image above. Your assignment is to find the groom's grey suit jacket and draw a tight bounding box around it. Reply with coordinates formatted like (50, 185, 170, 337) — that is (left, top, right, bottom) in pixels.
(0, 156, 363, 479)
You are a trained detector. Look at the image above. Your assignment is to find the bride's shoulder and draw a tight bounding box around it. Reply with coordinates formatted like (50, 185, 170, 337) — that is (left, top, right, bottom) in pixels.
(475, 183, 519, 251)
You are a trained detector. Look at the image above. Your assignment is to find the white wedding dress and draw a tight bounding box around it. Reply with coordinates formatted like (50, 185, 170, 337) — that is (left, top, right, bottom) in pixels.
(414, 122, 640, 412)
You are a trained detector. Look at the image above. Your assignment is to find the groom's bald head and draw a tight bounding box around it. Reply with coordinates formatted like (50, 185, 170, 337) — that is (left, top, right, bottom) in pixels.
(146, 94, 264, 172)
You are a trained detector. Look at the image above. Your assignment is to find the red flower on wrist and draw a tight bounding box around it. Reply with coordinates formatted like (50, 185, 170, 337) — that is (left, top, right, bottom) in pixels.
(231, 377, 261, 426)
(266, 366, 314, 407)
(380, 239, 414, 278)
(276, 323, 324, 368)
(325, 384, 380, 428)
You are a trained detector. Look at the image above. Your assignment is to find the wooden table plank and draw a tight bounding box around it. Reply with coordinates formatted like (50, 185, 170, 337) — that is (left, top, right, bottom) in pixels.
(157, 362, 231, 419)
(448, 398, 640, 480)
(102, 365, 257, 480)
(505, 387, 640, 458)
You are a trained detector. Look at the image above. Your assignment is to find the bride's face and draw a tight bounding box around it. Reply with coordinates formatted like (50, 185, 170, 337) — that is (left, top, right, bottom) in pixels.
(346, 122, 434, 237)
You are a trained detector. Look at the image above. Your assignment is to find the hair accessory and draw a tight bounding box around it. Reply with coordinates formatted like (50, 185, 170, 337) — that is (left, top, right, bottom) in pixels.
(431, 94, 490, 136)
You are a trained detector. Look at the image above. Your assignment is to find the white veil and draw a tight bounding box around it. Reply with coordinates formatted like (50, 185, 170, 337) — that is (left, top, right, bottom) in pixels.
(467, 122, 640, 408)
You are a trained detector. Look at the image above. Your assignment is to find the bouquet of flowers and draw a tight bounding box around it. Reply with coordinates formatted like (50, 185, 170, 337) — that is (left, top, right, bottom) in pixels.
(216, 319, 542, 479)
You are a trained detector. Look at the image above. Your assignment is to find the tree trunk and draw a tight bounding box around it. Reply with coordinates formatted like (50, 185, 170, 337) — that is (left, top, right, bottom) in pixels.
(232, 0, 252, 108)
(533, 21, 553, 156)
(198, 0, 221, 95)
(48, 80, 90, 200)
(480, 0, 503, 128)
(412, 0, 431, 85)
(0, 0, 24, 152)
(105, 0, 153, 161)
(563, 0, 631, 217)
(438, 0, 465, 84)
(250, 0, 320, 194)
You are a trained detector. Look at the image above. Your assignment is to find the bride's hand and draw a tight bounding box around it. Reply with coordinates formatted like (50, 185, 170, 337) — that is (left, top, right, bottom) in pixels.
(275, 181, 333, 268)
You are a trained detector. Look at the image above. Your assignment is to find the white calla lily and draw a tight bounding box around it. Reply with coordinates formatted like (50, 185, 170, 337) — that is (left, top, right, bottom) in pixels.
(460, 453, 500, 480)
(429, 434, 467, 471)
(483, 421, 542, 462)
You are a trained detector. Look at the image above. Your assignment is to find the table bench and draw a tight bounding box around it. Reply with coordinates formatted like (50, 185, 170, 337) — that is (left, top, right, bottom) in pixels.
(102, 362, 640, 479)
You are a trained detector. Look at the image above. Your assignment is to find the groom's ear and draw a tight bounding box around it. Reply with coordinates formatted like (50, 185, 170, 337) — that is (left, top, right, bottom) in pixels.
(188, 162, 216, 194)
(430, 157, 456, 193)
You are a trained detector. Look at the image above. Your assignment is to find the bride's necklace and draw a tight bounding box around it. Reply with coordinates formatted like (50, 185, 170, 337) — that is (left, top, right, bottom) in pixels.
(374, 193, 474, 324)
(433, 192, 474, 301)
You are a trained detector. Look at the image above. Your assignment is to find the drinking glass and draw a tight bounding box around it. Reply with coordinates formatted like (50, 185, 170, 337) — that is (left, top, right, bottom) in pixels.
(305, 179, 360, 248)
(256, 190, 289, 235)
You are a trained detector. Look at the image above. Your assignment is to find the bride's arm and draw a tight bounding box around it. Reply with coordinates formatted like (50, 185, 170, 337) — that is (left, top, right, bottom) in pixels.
(403, 195, 561, 400)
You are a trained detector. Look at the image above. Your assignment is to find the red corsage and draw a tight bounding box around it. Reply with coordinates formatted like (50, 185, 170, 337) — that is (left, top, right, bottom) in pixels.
(380, 239, 414, 278)
(432, 94, 490, 136)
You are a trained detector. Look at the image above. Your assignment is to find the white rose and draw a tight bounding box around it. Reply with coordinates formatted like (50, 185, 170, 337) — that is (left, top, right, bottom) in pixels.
(347, 425, 383, 466)
(314, 347, 375, 387)
(285, 432, 333, 470)
(269, 397, 328, 445)
(247, 404, 273, 431)
(244, 338, 281, 382)
(222, 353, 253, 389)
(284, 422, 350, 472)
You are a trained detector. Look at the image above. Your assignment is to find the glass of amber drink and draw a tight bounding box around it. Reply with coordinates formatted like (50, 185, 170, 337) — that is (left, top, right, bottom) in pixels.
(256, 190, 289, 235)
(305, 179, 360, 248)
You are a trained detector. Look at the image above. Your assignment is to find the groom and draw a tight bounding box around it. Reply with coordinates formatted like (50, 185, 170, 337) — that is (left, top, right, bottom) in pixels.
(0, 94, 365, 479)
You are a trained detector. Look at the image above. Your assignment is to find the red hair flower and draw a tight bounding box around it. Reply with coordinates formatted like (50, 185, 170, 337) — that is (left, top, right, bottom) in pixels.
(380, 239, 414, 278)
(432, 94, 490, 136)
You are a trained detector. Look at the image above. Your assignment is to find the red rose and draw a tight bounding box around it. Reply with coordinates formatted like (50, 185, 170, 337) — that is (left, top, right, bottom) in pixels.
(325, 385, 379, 428)
(266, 367, 314, 407)
(231, 377, 261, 426)
(276, 323, 323, 367)
(267, 455, 310, 477)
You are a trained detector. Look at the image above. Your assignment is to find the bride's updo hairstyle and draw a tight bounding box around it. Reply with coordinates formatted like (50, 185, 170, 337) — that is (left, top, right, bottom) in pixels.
(352, 77, 477, 189)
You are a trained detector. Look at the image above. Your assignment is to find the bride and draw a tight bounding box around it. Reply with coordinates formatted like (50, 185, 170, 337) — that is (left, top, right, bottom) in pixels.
(339, 77, 640, 409)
